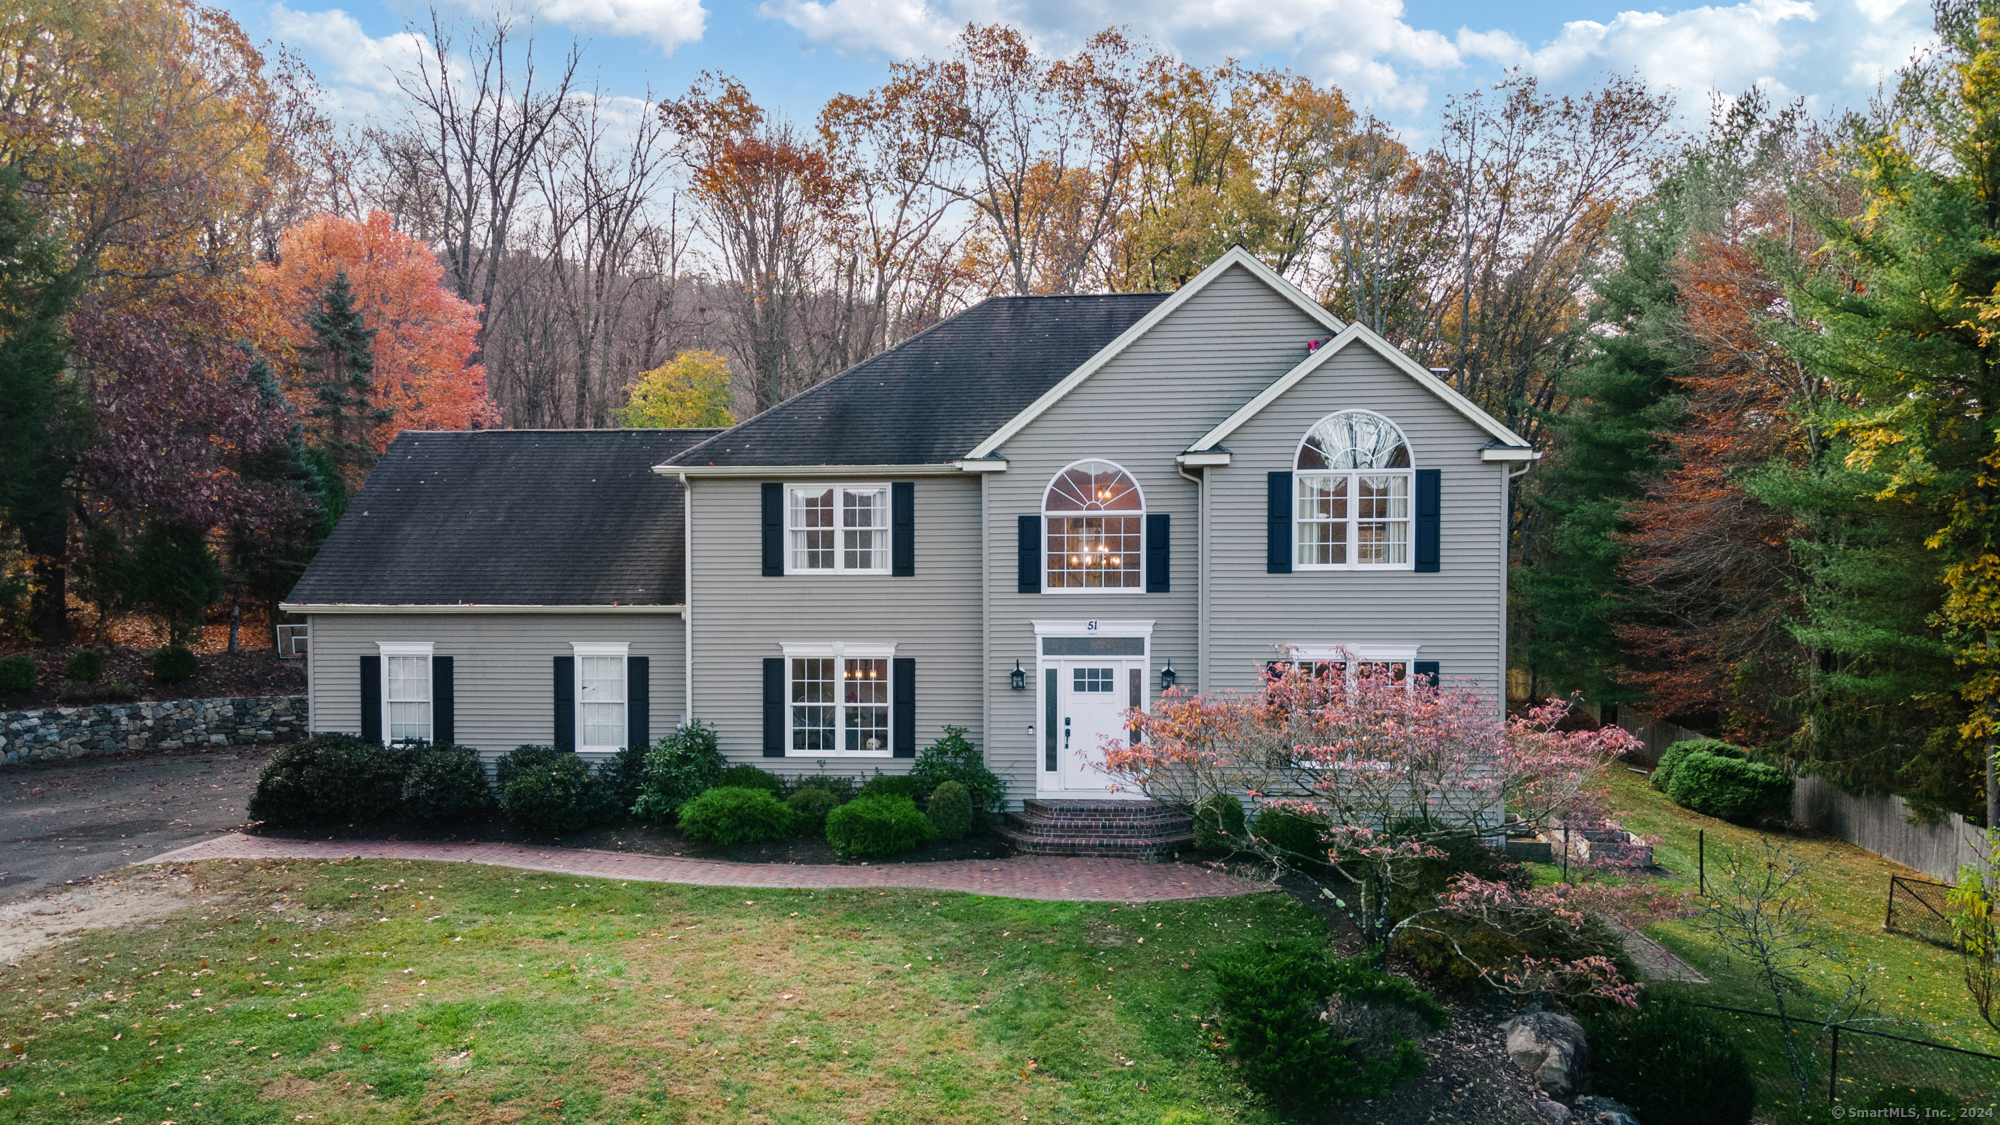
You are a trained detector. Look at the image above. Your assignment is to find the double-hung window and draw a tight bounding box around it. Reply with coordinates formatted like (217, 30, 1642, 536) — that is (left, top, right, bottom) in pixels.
(571, 642, 628, 752)
(1295, 411, 1414, 569)
(788, 484, 890, 573)
(783, 644, 894, 755)
(1269, 645, 1421, 694)
(378, 642, 433, 744)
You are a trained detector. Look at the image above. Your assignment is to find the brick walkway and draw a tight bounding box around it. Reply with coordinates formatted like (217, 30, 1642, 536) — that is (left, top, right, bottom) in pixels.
(143, 833, 1269, 903)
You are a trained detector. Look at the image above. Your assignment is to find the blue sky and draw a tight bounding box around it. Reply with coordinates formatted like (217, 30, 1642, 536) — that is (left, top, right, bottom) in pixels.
(222, 0, 1940, 135)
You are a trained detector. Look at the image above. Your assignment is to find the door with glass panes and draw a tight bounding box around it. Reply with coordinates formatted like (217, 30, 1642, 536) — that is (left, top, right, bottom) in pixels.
(1036, 632, 1149, 797)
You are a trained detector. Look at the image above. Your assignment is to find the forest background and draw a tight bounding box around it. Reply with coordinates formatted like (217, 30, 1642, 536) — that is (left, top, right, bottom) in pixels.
(2, 0, 1996, 829)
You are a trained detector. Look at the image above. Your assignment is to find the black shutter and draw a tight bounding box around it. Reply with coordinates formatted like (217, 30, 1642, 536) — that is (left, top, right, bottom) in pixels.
(1415, 468, 1441, 572)
(762, 657, 785, 757)
(892, 657, 916, 758)
(891, 481, 915, 576)
(1145, 513, 1170, 592)
(359, 655, 381, 743)
(1017, 515, 1041, 593)
(1413, 660, 1440, 687)
(433, 656, 455, 745)
(761, 482, 784, 577)
(553, 656, 574, 752)
(1267, 471, 1293, 574)
(627, 655, 649, 753)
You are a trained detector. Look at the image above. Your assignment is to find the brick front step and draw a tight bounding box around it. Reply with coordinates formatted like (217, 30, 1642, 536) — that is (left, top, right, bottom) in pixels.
(1003, 799, 1194, 860)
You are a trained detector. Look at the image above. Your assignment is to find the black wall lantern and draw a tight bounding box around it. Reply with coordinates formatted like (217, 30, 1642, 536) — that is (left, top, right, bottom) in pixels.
(1010, 659, 1026, 691)
(1160, 659, 1177, 692)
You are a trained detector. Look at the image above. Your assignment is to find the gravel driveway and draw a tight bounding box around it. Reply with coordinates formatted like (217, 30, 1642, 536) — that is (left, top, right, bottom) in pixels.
(0, 745, 268, 902)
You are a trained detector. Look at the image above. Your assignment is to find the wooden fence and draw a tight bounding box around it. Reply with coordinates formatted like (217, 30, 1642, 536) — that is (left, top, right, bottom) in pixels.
(1791, 774, 1988, 883)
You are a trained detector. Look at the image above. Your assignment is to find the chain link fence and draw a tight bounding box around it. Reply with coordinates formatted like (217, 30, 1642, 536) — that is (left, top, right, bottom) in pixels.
(1690, 1002, 2000, 1112)
(1885, 874, 1962, 949)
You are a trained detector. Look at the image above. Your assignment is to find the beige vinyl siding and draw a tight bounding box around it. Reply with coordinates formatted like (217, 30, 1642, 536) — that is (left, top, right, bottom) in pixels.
(981, 263, 1334, 799)
(686, 475, 984, 774)
(304, 612, 684, 768)
(1206, 343, 1508, 698)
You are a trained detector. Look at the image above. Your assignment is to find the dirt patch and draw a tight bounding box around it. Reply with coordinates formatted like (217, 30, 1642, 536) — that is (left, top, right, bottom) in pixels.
(0, 867, 228, 961)
(0, 643, 304, 710)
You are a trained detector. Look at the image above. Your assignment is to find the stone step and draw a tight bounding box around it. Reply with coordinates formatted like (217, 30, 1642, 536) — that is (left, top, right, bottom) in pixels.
(1002, 800, 1194, 860)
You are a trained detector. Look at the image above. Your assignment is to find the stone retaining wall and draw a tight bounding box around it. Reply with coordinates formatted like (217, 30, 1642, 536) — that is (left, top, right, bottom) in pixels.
(1, 695, 307, 764)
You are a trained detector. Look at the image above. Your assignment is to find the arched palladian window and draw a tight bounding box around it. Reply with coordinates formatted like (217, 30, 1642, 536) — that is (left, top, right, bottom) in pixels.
(1295, 411, 1414, 568)
(1043, 460, 1143, 590)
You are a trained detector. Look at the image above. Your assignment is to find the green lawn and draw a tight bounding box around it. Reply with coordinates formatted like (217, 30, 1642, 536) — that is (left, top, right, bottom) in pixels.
(2, 858, 1310, 1124)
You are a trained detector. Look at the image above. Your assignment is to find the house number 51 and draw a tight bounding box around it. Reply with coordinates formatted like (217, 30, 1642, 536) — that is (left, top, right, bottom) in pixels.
(1085, 620, 1098, 631)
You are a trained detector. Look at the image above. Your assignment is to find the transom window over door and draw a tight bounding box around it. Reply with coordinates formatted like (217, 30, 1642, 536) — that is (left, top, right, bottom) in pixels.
(788, 484, 889, 573)
(1044, 460, 1143, 590)
(1295, 411, 1414, 568)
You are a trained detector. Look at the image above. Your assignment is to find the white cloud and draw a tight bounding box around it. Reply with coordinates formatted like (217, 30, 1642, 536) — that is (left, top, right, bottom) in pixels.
(756, 0, 965, 59)
(268, 4, 431, 97)
(1510, 0, 1817, 95)
(535, 0, 706, 54)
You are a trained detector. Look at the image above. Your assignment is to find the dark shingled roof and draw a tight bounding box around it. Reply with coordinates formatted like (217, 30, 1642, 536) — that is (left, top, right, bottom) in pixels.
(666, 293, 1170, 467)
(288, 428, 720, 606)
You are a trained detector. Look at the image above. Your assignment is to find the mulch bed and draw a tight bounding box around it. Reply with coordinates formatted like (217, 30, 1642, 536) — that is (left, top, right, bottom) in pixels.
(248, 812, 1016, 866)
(0, 645, 306, 710)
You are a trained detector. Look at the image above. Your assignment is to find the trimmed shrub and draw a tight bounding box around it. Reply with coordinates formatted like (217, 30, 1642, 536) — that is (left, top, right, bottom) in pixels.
(1584, 994, 1755, 1125)
(716, 765, 783, 796)
(151, 645, 199, 684)
(1193, 793, 1246, 853)
(908, 725, 1006, 813)
(677, 787, 794, 846)
(857, 774, 922, 804)
(1208, 939, 1445, 1112)
(1252, 807, 1331, 868)
(1667, 751, 1793, 824)
(597, 743, 647, 816)
(786, 774, 857, 803)
(926, 780, 975, 841)
(786, 787, 839, 838)
(632, 721, 725, 824)
(825, 794, 938, 860)
(1651, 738, 1745, 792)
(66, 648, 103, 683)
(0, 654, 35, 693)
(496, 745, 603, 835)
(1392, 909, 1638, 997)
(248, 734, 405, 827)
(399, 743, 494, 821)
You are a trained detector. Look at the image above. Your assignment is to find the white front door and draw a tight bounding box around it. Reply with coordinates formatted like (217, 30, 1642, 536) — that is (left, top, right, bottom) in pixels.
(1038, 658, 1145, 796)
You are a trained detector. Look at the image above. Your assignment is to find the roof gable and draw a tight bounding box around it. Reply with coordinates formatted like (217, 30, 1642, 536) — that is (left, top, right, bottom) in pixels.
(963, 247, 1346, 459)
(1187, 322, 1531, 453)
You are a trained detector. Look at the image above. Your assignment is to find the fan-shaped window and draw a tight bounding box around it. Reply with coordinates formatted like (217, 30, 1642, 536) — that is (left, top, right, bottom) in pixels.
(1043, 460, 1143, 591)
(1295, 412, 1414, 568)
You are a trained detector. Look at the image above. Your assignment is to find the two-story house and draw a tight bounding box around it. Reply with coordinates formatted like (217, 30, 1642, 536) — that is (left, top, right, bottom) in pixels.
(284, 248, 1535, 852)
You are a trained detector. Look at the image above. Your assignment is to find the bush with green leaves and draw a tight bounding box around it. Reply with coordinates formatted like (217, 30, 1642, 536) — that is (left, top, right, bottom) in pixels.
(1393, 909, 1638, 997)
(1387, 825, 1527, 921)
(632, 720, 725, 824)
(857, 774, 923, 804)
(1666, 751, 1794, 824)
(151, 645, 199, 683)
(677, 786, 795, 846)
(65, 648, 102, 682)
(0, 653, 33, 694)
(1208, 939, 1445, 1112)
(716, 765, 782, 795)
(907, 725, 1005, 813)
(1651, 738, 1746, 792)
(1252, 807, 1331, 868)
(1584, 994, 1755, 1125)
(496, 745, 606, 835)
(597, 743, 647, 815)
(786, 774, 857, 803)
(133, 520, 223, 648)
(825, 794, 938, 860)
(399, 743, 494, 821)
(926, 780, 975, 841)
(247, 733, 406, 827)
(786, 787, 839, 838)
(1193, 793, 1246, 852)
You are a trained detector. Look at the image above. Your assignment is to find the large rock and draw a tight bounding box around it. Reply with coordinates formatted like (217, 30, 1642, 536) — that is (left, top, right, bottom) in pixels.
(1501, 1012, 1590, 1099)
(1573, 1096, 1640, 1125)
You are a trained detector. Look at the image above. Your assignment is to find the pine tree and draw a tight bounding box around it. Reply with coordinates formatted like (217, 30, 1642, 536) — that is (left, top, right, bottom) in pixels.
(303, 269, 389, 484)
(231, 357, 337, 648)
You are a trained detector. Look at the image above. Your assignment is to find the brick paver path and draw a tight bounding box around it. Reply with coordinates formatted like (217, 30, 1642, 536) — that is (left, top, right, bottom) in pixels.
(144, 833, 1268, 902)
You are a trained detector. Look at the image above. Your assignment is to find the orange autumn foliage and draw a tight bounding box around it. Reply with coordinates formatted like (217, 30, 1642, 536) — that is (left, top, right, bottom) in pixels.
(260, 212, 500, 445)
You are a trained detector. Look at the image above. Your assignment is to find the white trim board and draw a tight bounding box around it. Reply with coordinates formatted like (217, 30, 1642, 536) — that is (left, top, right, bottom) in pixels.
(286, 603, 683, 615)
(654, 463, 964, 479)
(1187, 322, 1532, 453)
(965, 248, 1346, 460)
(1033, 619, 1156, 638)
(779, 642, 898, 659)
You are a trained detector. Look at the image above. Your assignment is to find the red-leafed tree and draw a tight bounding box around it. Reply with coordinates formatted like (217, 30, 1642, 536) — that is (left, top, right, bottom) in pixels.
(260, 211, 500, 446)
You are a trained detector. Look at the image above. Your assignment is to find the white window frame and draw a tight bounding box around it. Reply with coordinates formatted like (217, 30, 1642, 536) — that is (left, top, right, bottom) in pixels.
(1042, 458, 1146, 595)
(1279, 644, 1422, 693)
(779, 641, 897, 757)
(376, 641, 434, 746)
(1293, 410, 1416, 572)
(571, 641, 630, 753)
(785, 483, 892, 575)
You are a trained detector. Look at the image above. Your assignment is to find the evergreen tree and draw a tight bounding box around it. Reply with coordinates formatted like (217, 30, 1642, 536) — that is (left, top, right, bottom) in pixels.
(133, 520, 223, 650)
(303, 269, 389, 483)
(231, 356, 338, 645)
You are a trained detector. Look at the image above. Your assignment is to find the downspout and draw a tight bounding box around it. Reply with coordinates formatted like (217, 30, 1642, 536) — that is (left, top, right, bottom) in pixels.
(980, 471, 992, 767)
(1178, 462, 1206, 693)
(679, 471, 694, 725)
